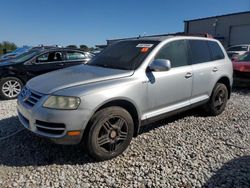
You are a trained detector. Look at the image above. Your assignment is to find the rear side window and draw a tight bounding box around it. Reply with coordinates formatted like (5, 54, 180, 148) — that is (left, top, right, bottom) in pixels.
(207, 41, 225, 60)
(189, 40, 211, 64)
(66, 51, 86, 60)
(155, 40, 188, 68)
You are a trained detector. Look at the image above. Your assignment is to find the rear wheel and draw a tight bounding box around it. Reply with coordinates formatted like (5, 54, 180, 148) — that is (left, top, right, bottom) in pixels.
(85, 106, 134, 161)
(205, 83, 228, 116)
(0, 77, 23, 100)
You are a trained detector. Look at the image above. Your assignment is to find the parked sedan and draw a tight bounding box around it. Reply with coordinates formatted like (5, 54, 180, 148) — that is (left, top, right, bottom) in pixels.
(227, 44, 250, 60)
(0, 48, 92, 99)
(233, 52, 250, 85)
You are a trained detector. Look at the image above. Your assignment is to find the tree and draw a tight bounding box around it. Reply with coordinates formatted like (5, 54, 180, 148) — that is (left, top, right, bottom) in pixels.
(80, 45, 89, 51)
(0, 41, 17, 54)
(66, 45, 78, 49)
(89, 47, 95, 51)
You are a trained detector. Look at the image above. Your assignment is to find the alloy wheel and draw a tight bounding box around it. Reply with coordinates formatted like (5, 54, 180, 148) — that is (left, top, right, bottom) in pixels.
(2, 80, 22, 98)
(214, 89, 227, 111)
(97, 116, 128, 153)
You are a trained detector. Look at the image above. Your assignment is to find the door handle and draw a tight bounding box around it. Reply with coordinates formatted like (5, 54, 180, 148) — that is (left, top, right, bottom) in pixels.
(58, 63, 64, 66)
(212, 67, 218, 72)
(185, 72, 192, 79)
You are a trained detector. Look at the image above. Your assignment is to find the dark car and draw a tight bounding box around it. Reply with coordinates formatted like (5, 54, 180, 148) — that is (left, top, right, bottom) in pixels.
(0, 48, 93, 99)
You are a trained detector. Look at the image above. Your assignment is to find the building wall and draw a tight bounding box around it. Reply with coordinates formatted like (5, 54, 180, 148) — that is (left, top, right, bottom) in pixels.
(185, 12, 250, 47)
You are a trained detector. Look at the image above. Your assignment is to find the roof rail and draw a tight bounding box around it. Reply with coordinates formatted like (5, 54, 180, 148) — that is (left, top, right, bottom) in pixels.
(136, 32, 214, 39)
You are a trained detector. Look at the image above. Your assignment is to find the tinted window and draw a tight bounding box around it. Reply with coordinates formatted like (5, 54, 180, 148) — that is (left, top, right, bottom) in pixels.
(11, 50, 40, 63)
(227, 46, 248, 52)
(89, 40, 159, 70)
(189, 40, 211, 64)
(66, 52, 86, 60)
(238, 52, 250, 62)
(207, 41, 225, 60)
(155, 40, 188, 68)
(36, 52, 63, 63)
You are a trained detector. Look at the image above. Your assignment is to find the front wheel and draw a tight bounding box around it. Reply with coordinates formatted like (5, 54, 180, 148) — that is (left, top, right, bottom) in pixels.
(0, 77, 23, 100)
(205, 83, 228, 116)
(85, 106, 134, 161)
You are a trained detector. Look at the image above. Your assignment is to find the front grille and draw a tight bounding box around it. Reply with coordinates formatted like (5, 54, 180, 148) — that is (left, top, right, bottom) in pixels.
(20, 87, 43, 107)
(35, 120, 65, 135)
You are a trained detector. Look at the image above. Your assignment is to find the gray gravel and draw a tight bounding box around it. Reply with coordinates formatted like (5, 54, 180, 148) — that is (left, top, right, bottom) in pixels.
(0, 88, 249, 188)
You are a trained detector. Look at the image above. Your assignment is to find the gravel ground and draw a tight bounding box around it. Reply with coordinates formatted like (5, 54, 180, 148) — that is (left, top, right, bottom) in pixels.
(0, 88, 249, 188)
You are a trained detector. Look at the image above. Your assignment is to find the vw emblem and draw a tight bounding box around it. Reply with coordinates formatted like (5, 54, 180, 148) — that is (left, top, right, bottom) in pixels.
(23, 89, 31, 102)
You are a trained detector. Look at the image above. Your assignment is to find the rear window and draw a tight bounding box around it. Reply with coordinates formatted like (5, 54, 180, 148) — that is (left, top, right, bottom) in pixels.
(207, 41, 225, 60)
(189, 40, 211, 64)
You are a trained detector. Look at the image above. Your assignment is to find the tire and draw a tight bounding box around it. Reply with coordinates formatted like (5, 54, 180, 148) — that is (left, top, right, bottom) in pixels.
(0, 77, 23, 100)
(205, 83, 228, 116)
(85, 106, 134, 161)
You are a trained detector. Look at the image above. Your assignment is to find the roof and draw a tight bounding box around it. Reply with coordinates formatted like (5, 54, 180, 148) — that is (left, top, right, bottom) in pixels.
(35, 47, 89, 54)
(107, 33, 175, 43)
(184, 11, 250, 22)
(107, 32, 213, 44)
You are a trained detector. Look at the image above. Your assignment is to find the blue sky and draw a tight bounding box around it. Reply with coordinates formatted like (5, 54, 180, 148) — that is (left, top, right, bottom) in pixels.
(1, 0, 249, 47)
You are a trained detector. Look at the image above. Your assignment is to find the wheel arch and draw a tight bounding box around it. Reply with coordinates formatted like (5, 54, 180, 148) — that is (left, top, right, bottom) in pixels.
(215, 76, 231, 99)
(0, 73, 26, 85)
(85, 98, 141, 137)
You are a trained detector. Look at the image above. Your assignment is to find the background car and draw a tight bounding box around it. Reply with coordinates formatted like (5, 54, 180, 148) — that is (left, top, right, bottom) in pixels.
(0, 46, 32, 62)
(227, 44, 250, 60)
(0, 48, 93, 99)
(232, 52, 250, 86)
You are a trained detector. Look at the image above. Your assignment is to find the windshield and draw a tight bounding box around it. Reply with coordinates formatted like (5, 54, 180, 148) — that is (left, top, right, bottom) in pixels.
(12, 46, 31, 54)
(238, 52, 250, 62)
(88, 40, 159, 70)
(11, 50, 40, 63)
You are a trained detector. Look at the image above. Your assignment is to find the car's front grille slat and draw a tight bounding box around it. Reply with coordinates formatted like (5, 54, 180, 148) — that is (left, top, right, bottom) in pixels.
(20, 87, 43, 107)
(26, 99, 36, 105)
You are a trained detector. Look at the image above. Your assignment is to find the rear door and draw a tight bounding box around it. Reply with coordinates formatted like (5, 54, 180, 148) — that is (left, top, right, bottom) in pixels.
(188, 40, 225, 104)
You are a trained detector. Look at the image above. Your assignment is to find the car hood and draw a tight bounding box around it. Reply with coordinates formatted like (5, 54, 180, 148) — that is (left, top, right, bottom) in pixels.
(27, 64, 134, 94)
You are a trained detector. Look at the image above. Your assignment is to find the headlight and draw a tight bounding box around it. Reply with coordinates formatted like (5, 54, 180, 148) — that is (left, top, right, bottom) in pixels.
(43, 96, 81, 110)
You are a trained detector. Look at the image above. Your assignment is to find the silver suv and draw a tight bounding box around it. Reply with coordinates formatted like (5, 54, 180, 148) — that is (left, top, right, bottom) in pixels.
(17, 36, 233, 161)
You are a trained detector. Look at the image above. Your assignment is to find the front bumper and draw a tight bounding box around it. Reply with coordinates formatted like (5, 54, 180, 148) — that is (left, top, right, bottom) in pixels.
(233, 71, 250, 86)
(17, 91, 91, 145)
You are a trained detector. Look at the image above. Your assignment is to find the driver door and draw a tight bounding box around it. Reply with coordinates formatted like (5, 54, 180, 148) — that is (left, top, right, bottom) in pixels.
(145, 40, 193, 119)
(25, 51, 65, 79)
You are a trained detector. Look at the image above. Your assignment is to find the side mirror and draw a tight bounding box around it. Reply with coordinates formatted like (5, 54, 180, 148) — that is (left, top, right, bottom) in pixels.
(149, 59, 171, 72)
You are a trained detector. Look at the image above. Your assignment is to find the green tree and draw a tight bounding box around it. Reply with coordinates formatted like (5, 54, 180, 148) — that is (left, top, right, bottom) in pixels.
(66, 45, 78, 49)
(0, 41, 17, 54)
(79, 44, 89, 51)
(89, 47, 95, 51)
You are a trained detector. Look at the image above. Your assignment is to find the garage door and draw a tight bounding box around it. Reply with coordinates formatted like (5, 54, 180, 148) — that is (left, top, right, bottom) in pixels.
(229, 24, 250, 45)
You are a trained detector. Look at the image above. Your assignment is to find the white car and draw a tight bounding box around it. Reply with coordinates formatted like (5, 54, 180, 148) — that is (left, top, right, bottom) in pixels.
(227, 44, 250, 59)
